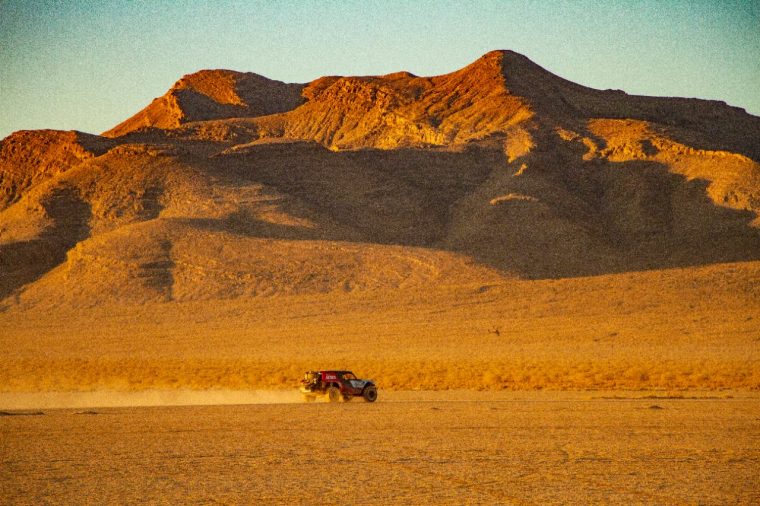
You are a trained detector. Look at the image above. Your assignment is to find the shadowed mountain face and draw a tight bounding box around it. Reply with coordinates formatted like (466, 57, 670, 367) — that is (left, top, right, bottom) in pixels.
(1, 50, 759, 305)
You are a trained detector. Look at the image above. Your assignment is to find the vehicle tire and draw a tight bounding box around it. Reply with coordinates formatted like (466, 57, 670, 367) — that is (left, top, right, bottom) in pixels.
(327, 386, 341, 403)
(362, 386, 378, 403)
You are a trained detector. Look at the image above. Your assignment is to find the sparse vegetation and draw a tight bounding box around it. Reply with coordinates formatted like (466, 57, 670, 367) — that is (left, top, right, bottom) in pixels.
(1, 261, 757, 394)
(1, 51, 758, 399)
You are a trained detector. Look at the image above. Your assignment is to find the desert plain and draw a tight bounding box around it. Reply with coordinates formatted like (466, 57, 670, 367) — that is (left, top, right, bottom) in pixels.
(2, 392, 759, 504)
(2, 261, 759, 504)
(2, 49, 760, 503)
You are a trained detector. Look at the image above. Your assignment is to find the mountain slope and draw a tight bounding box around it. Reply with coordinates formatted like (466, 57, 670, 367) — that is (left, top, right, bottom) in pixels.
(1, 50, 759, 306)
(158, 50, 760, 158)
(0, 130, 115, 211)
(102, 70, 305, 138)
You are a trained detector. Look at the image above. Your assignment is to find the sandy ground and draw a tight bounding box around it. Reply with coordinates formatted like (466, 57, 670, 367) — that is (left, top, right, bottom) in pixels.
(2, 391, 759, 505)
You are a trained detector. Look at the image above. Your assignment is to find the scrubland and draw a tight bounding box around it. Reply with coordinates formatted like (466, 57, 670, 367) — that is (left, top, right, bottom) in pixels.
(1, 261, 757, 394)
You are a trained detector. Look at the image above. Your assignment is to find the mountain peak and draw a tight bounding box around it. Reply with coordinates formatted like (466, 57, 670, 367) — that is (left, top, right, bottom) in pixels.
(172, 69, 249, 106)
(103, 70, 304, 138)
(2, 50, 760, 310)
(469, 49, 535, 70)
(99, 50, 760, 159)
(478, 48, 521, 61)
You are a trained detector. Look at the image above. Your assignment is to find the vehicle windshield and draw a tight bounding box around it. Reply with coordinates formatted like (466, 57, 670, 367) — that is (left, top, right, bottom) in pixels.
(342, 372, 357, 380)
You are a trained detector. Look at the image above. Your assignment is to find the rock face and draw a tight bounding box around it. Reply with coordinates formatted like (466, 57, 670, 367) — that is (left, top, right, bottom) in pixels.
(0, 130, 115, 210)
(1, 50, 759, 305)
(102, 70, 305, 138)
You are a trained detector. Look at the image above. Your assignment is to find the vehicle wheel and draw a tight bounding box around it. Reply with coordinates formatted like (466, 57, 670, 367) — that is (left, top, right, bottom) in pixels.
(327, 386, 341, 403)
(362, 386, 378, 403)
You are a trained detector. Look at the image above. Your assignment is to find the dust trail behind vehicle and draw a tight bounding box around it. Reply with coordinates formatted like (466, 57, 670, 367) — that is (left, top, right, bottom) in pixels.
(0, 389, 306, 410)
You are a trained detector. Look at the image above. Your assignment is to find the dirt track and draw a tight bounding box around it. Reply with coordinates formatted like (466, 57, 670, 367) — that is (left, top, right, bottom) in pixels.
(2, 392, 758, 504)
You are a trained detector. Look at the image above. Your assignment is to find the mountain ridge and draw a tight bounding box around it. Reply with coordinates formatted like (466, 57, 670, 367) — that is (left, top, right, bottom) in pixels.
(100, 49, 760, 159)
(1, 50, 759, 307)
(102, 69, 305, 138)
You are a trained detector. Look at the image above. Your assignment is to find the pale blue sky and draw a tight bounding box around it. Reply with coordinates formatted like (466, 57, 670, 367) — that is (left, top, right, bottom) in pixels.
(1, 0, 758, 139)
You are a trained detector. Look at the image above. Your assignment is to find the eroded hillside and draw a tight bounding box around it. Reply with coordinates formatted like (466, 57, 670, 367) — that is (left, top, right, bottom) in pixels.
(1, 50, 759, 306)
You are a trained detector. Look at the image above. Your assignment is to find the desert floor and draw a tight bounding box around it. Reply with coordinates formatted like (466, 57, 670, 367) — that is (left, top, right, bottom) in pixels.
(1, 262, 759, 392)
(1, 262, 758, 503)
(2, 391, 759, 505)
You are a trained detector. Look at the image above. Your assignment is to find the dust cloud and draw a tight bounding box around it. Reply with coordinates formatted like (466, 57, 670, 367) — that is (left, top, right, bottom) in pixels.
(0, 389, 304, 410)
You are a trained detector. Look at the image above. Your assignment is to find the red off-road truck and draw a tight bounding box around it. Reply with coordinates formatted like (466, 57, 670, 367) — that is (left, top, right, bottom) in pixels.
(300, 370, 378, 402)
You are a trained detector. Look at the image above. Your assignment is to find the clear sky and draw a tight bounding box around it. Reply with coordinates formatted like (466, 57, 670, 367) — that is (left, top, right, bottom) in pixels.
(1, 0, 758, 139)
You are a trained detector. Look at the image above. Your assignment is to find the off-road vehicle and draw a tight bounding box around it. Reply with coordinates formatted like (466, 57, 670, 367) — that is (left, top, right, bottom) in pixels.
(300, 370, 378, 402)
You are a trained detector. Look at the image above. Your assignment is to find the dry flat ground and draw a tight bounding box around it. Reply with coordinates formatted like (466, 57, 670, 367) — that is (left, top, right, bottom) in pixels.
(2, 391, 759, 505)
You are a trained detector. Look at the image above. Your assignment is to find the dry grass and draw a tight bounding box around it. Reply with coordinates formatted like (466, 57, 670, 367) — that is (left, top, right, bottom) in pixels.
(1, 261, 757, 393)
(1, 357, 756, 392)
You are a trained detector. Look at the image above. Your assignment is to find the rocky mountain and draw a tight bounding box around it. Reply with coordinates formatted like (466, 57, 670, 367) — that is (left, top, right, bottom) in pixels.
(1, 50, 759, 306)
(102, 70, 305, 138)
